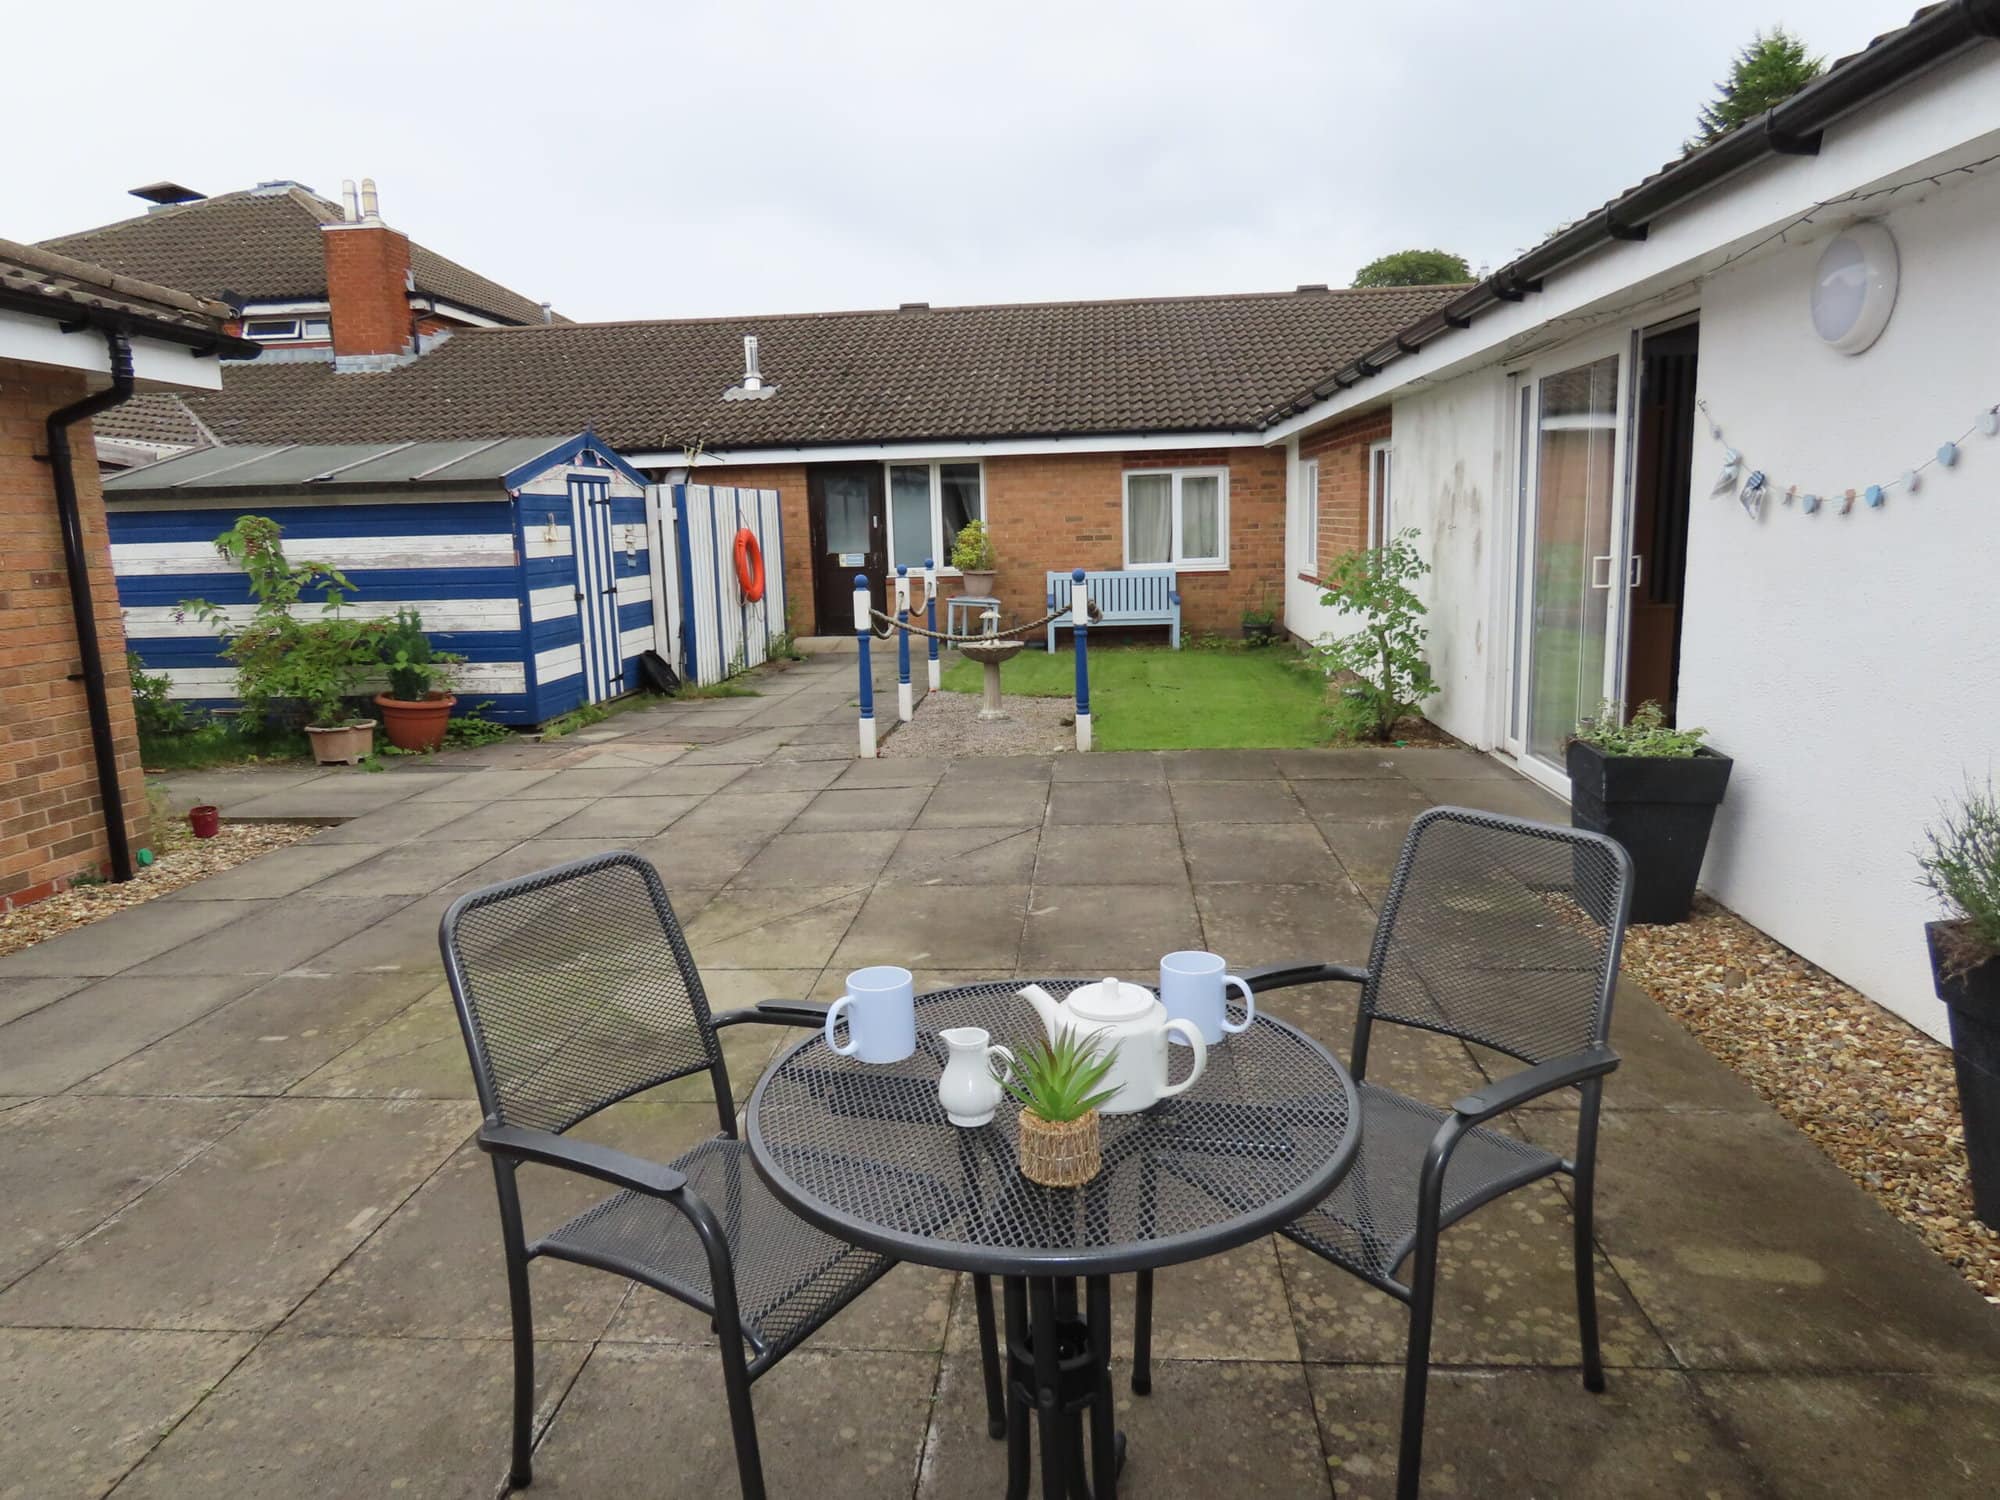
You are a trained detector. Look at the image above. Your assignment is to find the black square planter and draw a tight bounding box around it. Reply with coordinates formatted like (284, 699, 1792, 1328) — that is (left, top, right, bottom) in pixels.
(1566, 740, 1732, 925)
(1927, 920, 2000, 1228)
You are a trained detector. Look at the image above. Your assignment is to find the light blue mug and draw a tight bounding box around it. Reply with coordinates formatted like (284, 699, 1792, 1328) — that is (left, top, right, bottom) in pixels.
(1159, 950, 1255, 1045)
(825, 965, 917, 1063)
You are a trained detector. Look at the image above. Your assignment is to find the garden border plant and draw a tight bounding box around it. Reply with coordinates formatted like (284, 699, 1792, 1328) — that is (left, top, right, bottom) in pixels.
(1316, 527, 1439, 743)
(374, 606, 464, 752)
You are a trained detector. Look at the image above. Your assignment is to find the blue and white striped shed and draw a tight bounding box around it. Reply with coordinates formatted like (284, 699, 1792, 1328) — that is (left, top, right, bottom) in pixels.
(104, 431, 660, 724)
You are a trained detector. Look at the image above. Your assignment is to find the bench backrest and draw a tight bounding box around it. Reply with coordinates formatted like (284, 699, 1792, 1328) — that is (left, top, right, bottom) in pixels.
(1046, 569, 1177, 619)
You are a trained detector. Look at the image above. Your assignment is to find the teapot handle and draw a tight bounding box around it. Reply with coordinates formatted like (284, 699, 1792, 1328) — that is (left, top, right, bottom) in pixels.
(1157, 1020, 1207, 1098)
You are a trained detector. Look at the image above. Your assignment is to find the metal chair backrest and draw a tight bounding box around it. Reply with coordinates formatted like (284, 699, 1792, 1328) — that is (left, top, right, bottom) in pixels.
(440, 852, 728, 1135)
(1357, 807, 1633, 1071)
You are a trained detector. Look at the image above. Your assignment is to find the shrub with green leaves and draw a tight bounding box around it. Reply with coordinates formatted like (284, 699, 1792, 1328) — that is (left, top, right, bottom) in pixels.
(1316, 529, 1439, 742)
(378, 606, 462, 701)
(1573, 700, 1710, 758)
(1002, 1028, 1121, 1123)
(949, 518, 995, 572)
(128, 653, 189, 738)
(1919, 780, 2000, 961)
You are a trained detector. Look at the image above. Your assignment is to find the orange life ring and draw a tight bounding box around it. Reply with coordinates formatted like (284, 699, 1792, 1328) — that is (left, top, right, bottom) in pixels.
(733, 528, 766, 603)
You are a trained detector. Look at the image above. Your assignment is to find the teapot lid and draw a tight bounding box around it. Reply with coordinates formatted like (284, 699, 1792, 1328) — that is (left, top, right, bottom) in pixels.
(1067, 976, 1155, 1023)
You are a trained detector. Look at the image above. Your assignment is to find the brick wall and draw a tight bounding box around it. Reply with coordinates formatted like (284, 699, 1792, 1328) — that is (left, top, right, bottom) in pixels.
(1301, 409, 1392, 577)
(322, 223, 414, 358)
(0, 359, 148, 908)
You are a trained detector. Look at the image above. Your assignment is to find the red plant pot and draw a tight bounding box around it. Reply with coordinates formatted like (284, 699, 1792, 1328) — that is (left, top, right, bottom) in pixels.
(375, 693, 457, 752)
(188, 805, 221, 838)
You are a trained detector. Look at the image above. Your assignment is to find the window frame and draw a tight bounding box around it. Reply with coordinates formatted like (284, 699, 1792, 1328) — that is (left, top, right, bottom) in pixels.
(1296, 456, 1321, 574)
(1120, 465, 1230, 572)
(882, 459, 985, 575)
(1367, 440, 1394, 549)
(241, 317, 304, 341)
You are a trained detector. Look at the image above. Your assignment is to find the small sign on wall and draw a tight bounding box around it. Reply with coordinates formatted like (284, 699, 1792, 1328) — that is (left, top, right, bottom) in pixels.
(839, 552, 865, 567)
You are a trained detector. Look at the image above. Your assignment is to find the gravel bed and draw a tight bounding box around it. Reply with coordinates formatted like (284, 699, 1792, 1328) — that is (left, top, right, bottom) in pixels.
(0, 822, 321, 959)
(1625, 896, 1998, 1302)
(881, 687, 1076, 757)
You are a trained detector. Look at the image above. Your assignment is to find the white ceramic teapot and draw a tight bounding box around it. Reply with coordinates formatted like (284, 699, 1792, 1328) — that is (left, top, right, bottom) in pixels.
(1017, 978, 1207, 1114)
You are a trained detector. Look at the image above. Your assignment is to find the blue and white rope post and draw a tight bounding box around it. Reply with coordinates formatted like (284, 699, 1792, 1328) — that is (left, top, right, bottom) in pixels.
(895, 564, 914, 724)
(853, 573, 876, 758)
(1070, 566, 1092, 752)
(923, 556, 940, 692)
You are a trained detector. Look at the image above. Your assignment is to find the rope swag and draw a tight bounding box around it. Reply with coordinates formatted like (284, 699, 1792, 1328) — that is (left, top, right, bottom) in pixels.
(1699, 396, 2000, 519)
(867, 600, 1097, 644)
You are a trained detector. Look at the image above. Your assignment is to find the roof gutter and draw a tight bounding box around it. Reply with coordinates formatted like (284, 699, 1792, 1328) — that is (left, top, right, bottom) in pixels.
(1262, 0, 2000, 426)
(0, 286, 260, 360)
(46, 331, 139, 883)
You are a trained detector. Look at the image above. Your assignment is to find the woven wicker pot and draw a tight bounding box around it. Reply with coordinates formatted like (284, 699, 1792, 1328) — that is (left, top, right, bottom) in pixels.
(1017, 1109, 1102, 1187)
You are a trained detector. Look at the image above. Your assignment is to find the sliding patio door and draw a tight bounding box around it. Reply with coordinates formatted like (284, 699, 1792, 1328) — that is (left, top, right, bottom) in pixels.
(1506, 334, 1634, 784)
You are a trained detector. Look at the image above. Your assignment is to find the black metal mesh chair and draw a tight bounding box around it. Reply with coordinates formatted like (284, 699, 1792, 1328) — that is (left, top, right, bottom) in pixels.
(439, 852, 896, 1499)
(1133, 806, 1632, 1500)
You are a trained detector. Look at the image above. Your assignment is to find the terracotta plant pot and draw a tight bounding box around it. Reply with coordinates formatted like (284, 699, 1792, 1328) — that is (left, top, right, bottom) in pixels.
(305, 719, 377, 766)
(958, 570, 998, 598)
(1017, 1109, 1102, 1187)
(375, 692, 457, 752)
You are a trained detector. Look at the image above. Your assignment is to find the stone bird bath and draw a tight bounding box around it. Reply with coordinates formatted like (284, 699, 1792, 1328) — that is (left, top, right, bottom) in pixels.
(957, 637, 1027, 721)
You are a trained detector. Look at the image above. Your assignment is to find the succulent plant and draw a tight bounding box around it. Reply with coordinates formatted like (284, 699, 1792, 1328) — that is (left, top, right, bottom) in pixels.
(1002, 1027, 1120, 1123)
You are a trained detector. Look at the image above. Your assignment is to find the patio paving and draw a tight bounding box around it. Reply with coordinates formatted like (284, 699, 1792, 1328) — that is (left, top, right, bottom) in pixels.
(3, 653, 1998, 1496)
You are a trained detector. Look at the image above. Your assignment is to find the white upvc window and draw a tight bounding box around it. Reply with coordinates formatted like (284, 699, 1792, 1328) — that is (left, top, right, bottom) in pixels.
(241, 317, 302, 341)
(1296, 457, 1320, 573)
(1122, 466, 1228, 570)
(1368, 440, 1394, 548)
(886, 460, 983, 573)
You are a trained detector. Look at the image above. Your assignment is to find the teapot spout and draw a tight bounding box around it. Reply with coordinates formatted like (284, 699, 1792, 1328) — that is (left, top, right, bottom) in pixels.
(1016, 983, 1063, 1041)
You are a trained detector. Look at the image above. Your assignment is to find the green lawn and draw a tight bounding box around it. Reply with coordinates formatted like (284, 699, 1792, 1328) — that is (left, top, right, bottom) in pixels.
(940, 645, 1331, 750)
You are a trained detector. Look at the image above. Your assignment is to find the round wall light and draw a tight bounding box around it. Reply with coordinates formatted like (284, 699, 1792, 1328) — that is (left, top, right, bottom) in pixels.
(1809, 222, 1899, 354)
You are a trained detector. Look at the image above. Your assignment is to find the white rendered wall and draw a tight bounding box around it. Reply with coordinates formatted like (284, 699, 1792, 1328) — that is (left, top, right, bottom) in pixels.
(1678, 166, 2000, 1040)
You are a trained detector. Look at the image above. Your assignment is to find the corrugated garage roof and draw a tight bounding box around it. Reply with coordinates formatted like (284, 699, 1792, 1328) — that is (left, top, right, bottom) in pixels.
(103, 435, 574, 494)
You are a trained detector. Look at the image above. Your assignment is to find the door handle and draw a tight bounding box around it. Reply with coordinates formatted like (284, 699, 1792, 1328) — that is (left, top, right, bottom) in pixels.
(1589, 555, 1614, 589)
(1628, 555, 1643, 589)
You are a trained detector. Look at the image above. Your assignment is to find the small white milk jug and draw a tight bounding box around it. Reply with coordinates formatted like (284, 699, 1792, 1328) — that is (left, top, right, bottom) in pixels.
(937, 1027, 1016, 1127)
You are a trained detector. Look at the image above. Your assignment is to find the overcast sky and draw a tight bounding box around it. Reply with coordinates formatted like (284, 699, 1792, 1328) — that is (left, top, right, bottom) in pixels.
(15, 1, 1903, 322)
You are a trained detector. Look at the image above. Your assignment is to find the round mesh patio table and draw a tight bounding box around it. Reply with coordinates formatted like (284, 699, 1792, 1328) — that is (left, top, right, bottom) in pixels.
(746, 979, 1359, 1500)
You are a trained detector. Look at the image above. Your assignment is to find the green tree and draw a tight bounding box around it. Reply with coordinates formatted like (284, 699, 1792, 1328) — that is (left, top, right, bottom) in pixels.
(1687, 28, 1823, 150)
(1350, 249, 1472, 288)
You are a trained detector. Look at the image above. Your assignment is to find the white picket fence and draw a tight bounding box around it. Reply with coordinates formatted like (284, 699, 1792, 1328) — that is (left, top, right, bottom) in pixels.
(648, 484, 786, 686)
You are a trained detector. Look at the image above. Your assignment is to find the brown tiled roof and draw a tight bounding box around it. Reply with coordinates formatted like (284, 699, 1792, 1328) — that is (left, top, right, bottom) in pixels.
(96, 391, 219, 448)
(93, 285, 1459, 455)
(39, 186, 558, 327)
(0, 237, 240, 345)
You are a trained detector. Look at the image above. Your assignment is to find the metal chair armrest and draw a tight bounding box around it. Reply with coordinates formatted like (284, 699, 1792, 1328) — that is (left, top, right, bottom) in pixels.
(709, 1000, 831, 1030)
(1449, 1046, 1621, 1127)
(479, 1122, 688, 1198)
(1237, 960, 1369, 993)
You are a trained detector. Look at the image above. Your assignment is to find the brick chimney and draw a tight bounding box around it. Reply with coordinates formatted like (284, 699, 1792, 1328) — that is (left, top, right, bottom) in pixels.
(320, 177, 413, 363)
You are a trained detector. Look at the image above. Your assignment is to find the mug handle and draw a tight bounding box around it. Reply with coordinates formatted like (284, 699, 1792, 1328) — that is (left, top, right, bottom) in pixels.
(987, 1043, 1017, 1082)
(1220, 975, 1256, 1035)
(825, 996, 858, 1056)
(1158, 1020, 1208, 1098)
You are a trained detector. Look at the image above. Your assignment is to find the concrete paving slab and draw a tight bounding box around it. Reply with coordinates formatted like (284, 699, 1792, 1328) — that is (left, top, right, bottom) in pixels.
(835, 884, 1030, 970)
(533, 1344, 934, 1498)
(673, 789, 817, 834)
(1278, 1175, 1671, 1369)
(677, 729, 793, 765)
(771, 739, 861, 762)
(288, 989, 475, 1099)
(1181, 821, 1344, 885)
(1306, 1366, 1761, 1499)
(112, 1332, 589, 1500)
(1021, 883, 1200, 969)
(1406, 774, 1570, 822)
(0, 1328, 256, 1498)
(939, 755, 1053, 784)
(684, 889, 869, 969)
(1046, 780, 1174, 826)
(436, 840, 657, 899)
(0, 1096, 258, 1286)
(1507, 984, 1771, 1114)
(1159, 748, 1284, 781)
(407, 768, 562, 801)
(726, 760, 848, 794)
(542, 795, 702, 840)
(1270, 748, 1405, 779)
(0, 974, 86, 1027)
(1316, 816, 1419, 892)
(303, 796, 481, 844)
(883, 827, 1040, 886)
(128, 895, 415, 979)
(915, 779, 1050, 829)
(730, 830, 902, 888)
(1378, 746, 1525, 781)
(0, 899, 257, 979)
(610, 763, 750, 797)
(1036, 823, 1187, 884)
(1291, 777, 1434, 821)
(789, 786, 931, 832)
(294, 896, 455, 976)
(509, 766, 655, 798)
(0, 975, 262, 1095)
(227, 776, 442, 820)
(422, 797, 594, 842)
(76, 969, 440, 1099)
(1169, 779, 1309, 825)
(158, 839, 386, 899)
(1697, 1372, 2000, 1498)
(835, 757, 949, 787)
(307, 840, 522, 898)
(1050, 750, 1166, 781)
(1195, 883, 1380, 972)
(633, 829, 775, 890)
(1526, 1108, 2000, 1373)
(1111, 1237, 1300, 1361)
(156, 767, 330, 812)
(0, 1097, 474, 1331)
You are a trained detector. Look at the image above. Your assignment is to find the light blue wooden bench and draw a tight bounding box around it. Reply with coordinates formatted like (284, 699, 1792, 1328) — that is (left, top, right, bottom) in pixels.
(1046, 569, 1181, 650)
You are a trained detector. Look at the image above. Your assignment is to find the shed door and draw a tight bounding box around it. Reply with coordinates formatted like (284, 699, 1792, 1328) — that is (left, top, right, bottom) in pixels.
(568, 475, 623, 703)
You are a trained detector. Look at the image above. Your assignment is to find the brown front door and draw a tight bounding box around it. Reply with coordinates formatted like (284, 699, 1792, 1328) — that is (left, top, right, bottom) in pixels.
(808, 463, 886, 635)
(1624, 320, 1698, 723)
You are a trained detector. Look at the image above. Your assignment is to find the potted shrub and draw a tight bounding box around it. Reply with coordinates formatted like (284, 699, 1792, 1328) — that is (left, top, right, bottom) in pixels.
(180, 516, 386, 767)
(1917, 781, 2000, 1226)
(951, 519, 998, 597)
(1567, 700, 1731, 925)
(375, 607, 463, 752)
(1240, 596, 1279, 646)
(1003, 1029, 1118, 1187)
